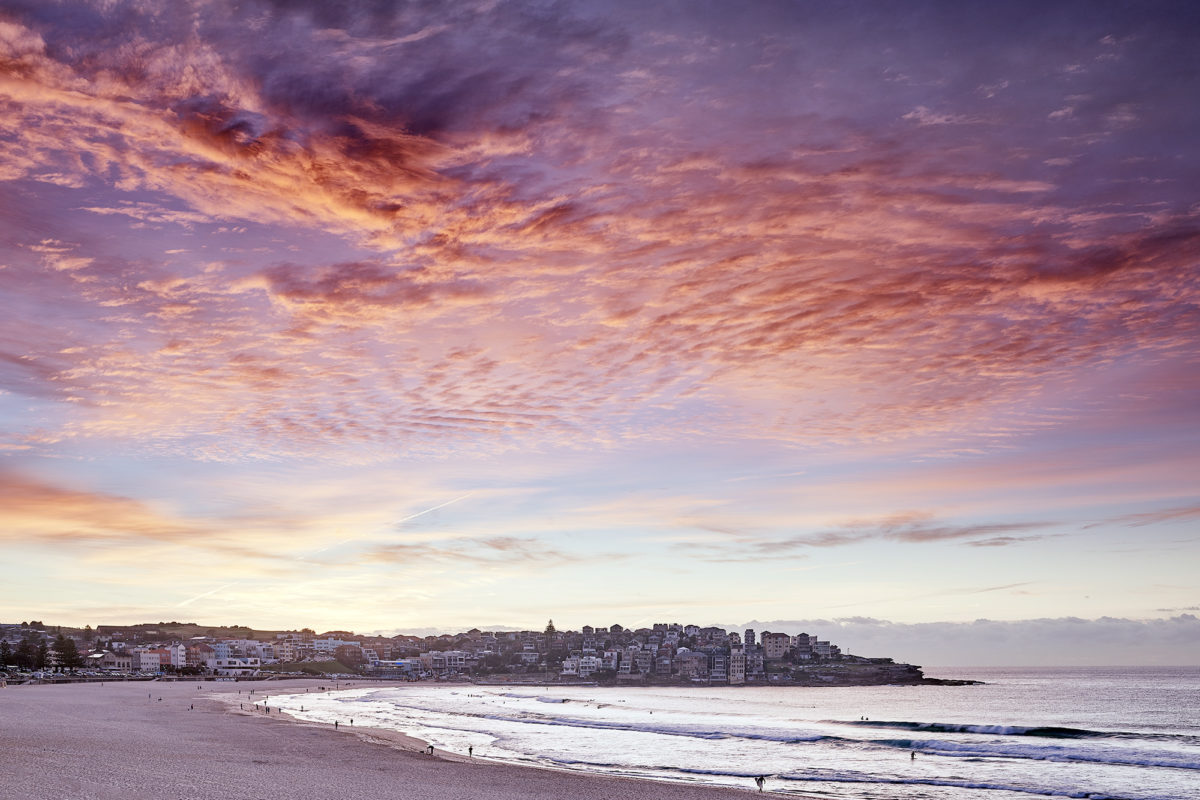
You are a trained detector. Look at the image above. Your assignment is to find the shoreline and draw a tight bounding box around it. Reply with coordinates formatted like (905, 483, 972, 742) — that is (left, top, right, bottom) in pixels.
(214, 680, 435, 756)
(1, 679, 784, 799)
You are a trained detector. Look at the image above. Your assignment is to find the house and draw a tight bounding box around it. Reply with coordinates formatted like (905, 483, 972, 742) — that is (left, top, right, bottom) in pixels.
(187, 643, 217, 671)
(96, 651, 133, 671)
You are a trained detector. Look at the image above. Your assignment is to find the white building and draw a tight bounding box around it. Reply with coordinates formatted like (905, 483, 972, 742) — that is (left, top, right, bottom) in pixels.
(313, 637, 361, 656)
(166, 643, 188, 669)
(215, 657, 260, 676)
(131, 650, 160, 671)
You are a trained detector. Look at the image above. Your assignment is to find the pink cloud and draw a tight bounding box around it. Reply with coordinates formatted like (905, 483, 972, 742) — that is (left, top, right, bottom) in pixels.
(0, 0, 1194, 466)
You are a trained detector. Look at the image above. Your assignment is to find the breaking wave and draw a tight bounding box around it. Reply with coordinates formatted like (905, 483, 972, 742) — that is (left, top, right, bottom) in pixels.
(836, 719, 1200, 746)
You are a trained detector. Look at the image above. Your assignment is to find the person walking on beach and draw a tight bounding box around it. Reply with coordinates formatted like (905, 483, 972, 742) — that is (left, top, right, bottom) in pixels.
(755, 775, 766, 791)
(427, 744, 434, 755)
(468, 746, 473, 758)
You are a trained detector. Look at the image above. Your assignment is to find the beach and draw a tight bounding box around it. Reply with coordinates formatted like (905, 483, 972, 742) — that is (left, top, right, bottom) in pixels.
(0, 679, 766, 800)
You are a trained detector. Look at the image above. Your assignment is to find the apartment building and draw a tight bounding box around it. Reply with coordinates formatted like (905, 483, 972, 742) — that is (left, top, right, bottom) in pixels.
(728, 648, 746, 685)
(761, 631, 792, 660)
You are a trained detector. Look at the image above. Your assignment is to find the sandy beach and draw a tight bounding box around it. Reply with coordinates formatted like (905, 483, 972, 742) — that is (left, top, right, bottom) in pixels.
(0, 679, 769, 799)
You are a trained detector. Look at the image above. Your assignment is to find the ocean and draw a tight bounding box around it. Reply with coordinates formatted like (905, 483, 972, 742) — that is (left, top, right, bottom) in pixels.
(268, 667, 1199, 800)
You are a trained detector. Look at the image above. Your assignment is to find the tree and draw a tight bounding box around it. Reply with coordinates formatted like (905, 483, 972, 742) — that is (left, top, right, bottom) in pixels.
(545, 619, 556, 635)
(53, 635, 85, 671)
(14, 639, 36, 670)
(82, 625, 94, 643)
(477, 653, 505, 674)
(0, 640, 12, 667)
(36, 640, 49, 670)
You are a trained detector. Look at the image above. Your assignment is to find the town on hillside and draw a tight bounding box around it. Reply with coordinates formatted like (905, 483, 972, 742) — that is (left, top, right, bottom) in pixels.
(1, 619, 942, 686)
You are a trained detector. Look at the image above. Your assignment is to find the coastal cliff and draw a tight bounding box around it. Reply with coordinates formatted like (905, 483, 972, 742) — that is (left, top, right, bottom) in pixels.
(785, 660, 981, 686)
(564, 659, 983, 687)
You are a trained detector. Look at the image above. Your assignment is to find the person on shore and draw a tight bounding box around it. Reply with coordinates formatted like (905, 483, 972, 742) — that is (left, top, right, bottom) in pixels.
(911, 751, 916, 760)
(468, 746, 473, 758)
(754, 775, 766, 791)
(334, 721, 338, 729)
(427, 744, 434, 755)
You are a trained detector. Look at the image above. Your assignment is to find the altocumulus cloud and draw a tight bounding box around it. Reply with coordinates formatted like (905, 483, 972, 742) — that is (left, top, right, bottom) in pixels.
(0, 0, 1198, 462)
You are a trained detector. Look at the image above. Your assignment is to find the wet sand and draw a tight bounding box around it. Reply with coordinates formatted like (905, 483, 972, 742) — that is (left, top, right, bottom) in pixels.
(0, 679, 771, 799)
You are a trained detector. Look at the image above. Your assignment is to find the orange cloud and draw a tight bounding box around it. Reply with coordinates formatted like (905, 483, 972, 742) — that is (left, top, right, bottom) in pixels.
(0, 1, 1195, 468)
(0, 471, 198, 543)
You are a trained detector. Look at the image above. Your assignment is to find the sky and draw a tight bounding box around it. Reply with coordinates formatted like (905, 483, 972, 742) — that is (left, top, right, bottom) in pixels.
(1, 1, 1198, 665)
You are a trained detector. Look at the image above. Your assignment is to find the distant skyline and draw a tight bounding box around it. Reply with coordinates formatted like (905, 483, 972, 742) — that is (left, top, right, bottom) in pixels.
(1, 1, 1198, 666)
(10, 613, 1197, 669)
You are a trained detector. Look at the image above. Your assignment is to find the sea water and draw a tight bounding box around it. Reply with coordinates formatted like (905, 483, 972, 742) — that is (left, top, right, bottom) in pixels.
(269, 667, 1199, 800)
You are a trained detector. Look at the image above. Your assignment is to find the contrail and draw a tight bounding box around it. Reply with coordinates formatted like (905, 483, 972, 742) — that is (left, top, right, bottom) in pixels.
(310, 492, 476, 554)
(395, 491, 475, 525)
(177, 582, 237, 607)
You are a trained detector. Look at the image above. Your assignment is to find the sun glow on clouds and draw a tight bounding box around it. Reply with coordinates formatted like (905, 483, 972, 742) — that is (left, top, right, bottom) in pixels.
(1, 1, 1198, 646)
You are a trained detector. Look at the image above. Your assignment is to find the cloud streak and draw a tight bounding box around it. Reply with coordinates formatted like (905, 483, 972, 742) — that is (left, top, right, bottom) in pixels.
(736, 614, 1200, 667)
(682, 513, 1062, 562)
